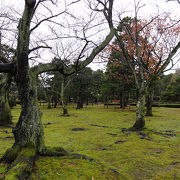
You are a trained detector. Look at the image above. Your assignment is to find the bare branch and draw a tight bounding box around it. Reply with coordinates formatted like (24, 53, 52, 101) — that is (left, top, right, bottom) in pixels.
(29, 46, 52, 54)
(157, 41, 180, 75)
(30, 11, 66, 32)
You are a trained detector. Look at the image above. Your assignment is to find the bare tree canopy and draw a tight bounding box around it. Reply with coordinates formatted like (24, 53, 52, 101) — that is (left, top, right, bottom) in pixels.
(0, 0, 116, 179)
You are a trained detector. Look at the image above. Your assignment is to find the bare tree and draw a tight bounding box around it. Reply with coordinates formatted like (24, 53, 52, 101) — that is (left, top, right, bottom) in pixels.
(0, 0, 115, 178)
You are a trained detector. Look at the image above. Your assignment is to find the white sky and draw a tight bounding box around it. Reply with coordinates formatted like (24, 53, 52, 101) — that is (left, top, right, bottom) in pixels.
(88, 0, 180, 73)
(0, 0, 180, 73)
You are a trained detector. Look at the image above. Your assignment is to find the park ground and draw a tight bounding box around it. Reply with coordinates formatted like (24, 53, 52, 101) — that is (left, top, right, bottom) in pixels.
(0, 105, 180, 179)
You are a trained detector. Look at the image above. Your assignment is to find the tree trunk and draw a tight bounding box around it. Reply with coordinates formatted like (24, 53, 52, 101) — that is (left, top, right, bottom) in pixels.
(1, 0, 46, 162)
(131, 85, 146, 130)
(0, 74, 12, 125)
(120, 92, 125, 109)
(146, 87, 154, 116)
(54, 100, 58, 108)
(13, 72, 45, 152)
(76, 95, 83, 109)
(86, 98, 89, 106)
(61, 78, 68, 115)
(47, 97, 52, 109)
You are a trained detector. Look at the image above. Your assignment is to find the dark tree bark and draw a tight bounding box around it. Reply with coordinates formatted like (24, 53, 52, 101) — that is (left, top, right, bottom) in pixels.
(0, 74, 12, 125)
(47, 96, 52, 109)
(53, 99, 58, 108)
(76, 94, 83, 109)
(120, 92, 125, 109)
(146, 86, 154, 116)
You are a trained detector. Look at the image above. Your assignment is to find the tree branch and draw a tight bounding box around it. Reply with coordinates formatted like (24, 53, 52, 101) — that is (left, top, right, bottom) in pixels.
(76, 27, 115, 72)
(30, 11, 66, 32)
(0, 63, 15, 73)
(31, 62, 65, 75)
(29, 46, 52, 54)
(157, 41, 180, 76)
(32, 27, 115, 76)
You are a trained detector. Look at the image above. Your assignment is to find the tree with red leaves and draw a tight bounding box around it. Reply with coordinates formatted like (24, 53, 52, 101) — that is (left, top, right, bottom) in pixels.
(110, 13, 180, 130)
(105, 50, 135, 108)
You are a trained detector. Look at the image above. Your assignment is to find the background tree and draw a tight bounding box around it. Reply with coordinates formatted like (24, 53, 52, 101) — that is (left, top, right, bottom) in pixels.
(162, 75, 180, 102)
(39, 73, 54, 109)
(105, 50, 135, 108)
(0, 74, 12, 125)
(59, 74, 72, 115)
(70, 67, 93, 109)
(90, 69, 105, 104)
(0, 35, 15, 125)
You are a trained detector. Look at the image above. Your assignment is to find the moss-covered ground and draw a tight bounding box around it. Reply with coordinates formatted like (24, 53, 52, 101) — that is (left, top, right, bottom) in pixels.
(0, 105, 180, 179)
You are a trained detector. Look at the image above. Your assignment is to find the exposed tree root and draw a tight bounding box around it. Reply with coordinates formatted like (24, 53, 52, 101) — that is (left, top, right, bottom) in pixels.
(65, 153, 125, 178)
(39, 146, 69, 156)
(128, 126, 145, 131)
(1, 144, 35, 180)
(121, 128, 176, 139)
(59, 114, 70, 117)
(90, 124, 119, 129)
(121, 127, 145, 132)
(1, 145, 22, 163)
(1, 146, 124, 179)
(149, 130, 176, 138)
(1, 145, 68, 179)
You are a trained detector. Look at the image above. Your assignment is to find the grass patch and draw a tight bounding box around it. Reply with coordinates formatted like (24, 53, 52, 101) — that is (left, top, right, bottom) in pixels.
(0, 105, 180, 179)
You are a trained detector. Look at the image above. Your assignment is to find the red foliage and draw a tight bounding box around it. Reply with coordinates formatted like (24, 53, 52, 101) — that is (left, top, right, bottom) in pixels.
(105, 14, 180, 81)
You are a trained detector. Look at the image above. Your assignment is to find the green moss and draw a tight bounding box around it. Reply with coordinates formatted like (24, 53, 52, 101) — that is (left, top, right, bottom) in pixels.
(5, 161, 31, 180)
(36, 157, 123, 180)
(2, 145, 21, 162)
(4, 144, 36, 180)
(1, 105, 180, 179)
(20, 143, 36, 158)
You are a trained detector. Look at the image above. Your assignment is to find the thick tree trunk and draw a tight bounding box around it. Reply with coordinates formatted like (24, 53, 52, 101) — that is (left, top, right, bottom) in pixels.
(13, 72, 45, 152)
(146, 87, 154, 116)
(2, 0, 46, 164)
(0, 74, 12, 125)
(131, 85, 146, 130)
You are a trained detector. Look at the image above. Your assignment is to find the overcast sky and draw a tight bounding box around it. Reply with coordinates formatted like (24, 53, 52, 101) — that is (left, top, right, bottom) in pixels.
(0, 0, 180, 73)
(88, 0, 180, 72)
